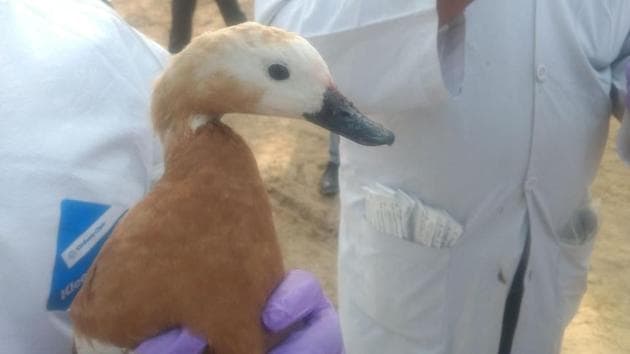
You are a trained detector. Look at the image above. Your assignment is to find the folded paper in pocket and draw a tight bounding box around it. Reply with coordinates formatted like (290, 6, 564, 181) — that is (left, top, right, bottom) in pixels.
(412, 201, 462, 248)
(363, 183, 462, 248)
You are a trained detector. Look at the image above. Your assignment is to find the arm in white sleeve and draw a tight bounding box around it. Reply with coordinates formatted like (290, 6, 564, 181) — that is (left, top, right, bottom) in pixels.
(121, 26, 170, 186)
(137, 38, 169, 185)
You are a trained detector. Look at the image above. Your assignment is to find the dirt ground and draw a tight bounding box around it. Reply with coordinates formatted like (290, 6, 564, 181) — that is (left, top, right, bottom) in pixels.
(111, 1, 630, 353)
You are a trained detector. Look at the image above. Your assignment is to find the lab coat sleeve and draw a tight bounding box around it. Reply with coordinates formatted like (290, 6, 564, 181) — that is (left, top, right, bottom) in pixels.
(438, 13, 466, 96)
(102, 3, 171, 185)
(125, 29, 170, 185)
(139, 37, 169, 185)
(613, 32, 630, 164)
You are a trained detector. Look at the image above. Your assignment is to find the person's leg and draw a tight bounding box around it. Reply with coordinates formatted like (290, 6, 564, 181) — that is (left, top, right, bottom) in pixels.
(169, 0, 197, 54)
(329, 133, 340, 165)
(215, 0, 247, 26)
(320, 133, 340, 196)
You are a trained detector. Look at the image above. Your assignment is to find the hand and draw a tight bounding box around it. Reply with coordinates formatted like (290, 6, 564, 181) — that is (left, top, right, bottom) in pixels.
(263, 270, 344, 354)
(135, 327, 207, 354)
(135, 270, 342, 354)
(437, 0, 474, 26)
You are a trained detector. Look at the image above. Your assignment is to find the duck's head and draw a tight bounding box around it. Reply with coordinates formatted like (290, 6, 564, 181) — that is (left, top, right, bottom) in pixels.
(152, 22, 394, 146)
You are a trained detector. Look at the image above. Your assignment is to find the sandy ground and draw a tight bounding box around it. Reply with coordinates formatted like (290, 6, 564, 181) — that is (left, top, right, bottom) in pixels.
(111, 1, 630, 353)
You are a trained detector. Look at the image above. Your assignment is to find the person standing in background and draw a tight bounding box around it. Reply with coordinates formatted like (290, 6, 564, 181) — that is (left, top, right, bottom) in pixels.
(319, 133, 340, 196)
(256, 1, 630, 353)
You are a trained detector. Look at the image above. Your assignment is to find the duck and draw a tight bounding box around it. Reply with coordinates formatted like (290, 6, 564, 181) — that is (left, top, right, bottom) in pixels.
(70, 22, 394, 354)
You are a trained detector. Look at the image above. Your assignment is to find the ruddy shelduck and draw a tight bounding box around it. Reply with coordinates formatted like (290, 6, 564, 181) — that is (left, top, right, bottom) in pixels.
(70, 22, 394, 354)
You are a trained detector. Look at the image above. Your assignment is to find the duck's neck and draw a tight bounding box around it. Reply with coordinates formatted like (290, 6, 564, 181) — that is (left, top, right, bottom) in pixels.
(160, 118, 257, 184)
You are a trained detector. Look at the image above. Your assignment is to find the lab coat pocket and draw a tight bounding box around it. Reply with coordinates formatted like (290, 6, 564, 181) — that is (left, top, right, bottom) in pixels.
(556, 203, 599, 326)
(363, 183, 463, 248)
(346, 184, 462, 343)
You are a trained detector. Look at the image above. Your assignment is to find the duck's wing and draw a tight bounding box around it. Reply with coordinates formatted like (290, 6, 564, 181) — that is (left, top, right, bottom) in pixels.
(69, 195, 176, 349)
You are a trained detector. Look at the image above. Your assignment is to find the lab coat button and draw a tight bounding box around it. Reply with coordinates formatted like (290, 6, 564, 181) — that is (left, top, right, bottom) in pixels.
(536, 65, 547, 82)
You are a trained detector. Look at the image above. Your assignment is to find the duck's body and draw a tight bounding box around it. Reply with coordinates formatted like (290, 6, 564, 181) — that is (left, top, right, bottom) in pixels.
(72, 122, 284, 353)
(70, 22, 394, 354)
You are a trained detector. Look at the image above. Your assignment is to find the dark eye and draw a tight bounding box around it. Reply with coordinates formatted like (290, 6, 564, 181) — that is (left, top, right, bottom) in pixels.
(268, 64, 290, 81)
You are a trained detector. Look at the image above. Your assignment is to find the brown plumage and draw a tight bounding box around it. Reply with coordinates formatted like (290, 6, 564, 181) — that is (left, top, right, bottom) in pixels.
(71, 121, 284, 353)
(70, 22, 394, 354)
(71, 24, 291, 354)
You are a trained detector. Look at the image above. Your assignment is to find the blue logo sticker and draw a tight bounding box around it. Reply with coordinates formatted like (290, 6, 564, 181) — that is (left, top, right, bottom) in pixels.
(47, 199, 126, 311)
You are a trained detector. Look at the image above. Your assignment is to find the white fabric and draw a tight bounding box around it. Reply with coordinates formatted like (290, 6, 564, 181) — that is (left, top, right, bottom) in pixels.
(257, 1, 630, 353)
(256, 0, 425, 38)
(0, 1, 167, 353)
(437, 14, 466, 96)
(258, 1, 454, 115)
(75, 337, 133, 354)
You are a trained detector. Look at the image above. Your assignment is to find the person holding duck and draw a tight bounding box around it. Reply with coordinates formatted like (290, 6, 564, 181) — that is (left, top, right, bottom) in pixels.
(254, 1, 630, 354)
(2, 1, 350, 354)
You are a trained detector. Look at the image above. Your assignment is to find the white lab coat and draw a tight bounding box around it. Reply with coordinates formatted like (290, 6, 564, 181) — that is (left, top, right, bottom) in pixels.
(256, 1, 630, 353)
(0, 1, 167, 353)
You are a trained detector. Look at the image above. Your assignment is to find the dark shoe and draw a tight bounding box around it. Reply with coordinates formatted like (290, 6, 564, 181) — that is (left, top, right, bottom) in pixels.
(319, 162, 339, 196)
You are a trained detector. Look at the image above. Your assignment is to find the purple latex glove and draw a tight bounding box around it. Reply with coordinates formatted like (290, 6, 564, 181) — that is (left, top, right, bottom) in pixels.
(135, 270, 341, 354)
(135, 327, 207, 354)
(263, 270, 344, 354)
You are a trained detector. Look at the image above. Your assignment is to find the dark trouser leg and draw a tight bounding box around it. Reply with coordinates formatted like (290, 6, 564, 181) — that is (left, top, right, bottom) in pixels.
(329, 133, 340, 165)
(215, 0, 247, 26)
(320, 133, 340, 196)
(169, 0, 197, 54)
(498, 226, 531, 354)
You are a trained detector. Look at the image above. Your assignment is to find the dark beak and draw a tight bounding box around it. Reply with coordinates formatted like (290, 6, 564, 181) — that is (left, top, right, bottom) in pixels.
(303, 88, 395, 146)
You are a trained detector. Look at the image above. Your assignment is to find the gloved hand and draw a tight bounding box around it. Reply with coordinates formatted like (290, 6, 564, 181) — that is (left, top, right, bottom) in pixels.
(263, 270, 344, 354)
(135, 270, 343, 354)
(135, 327, 207, 354)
